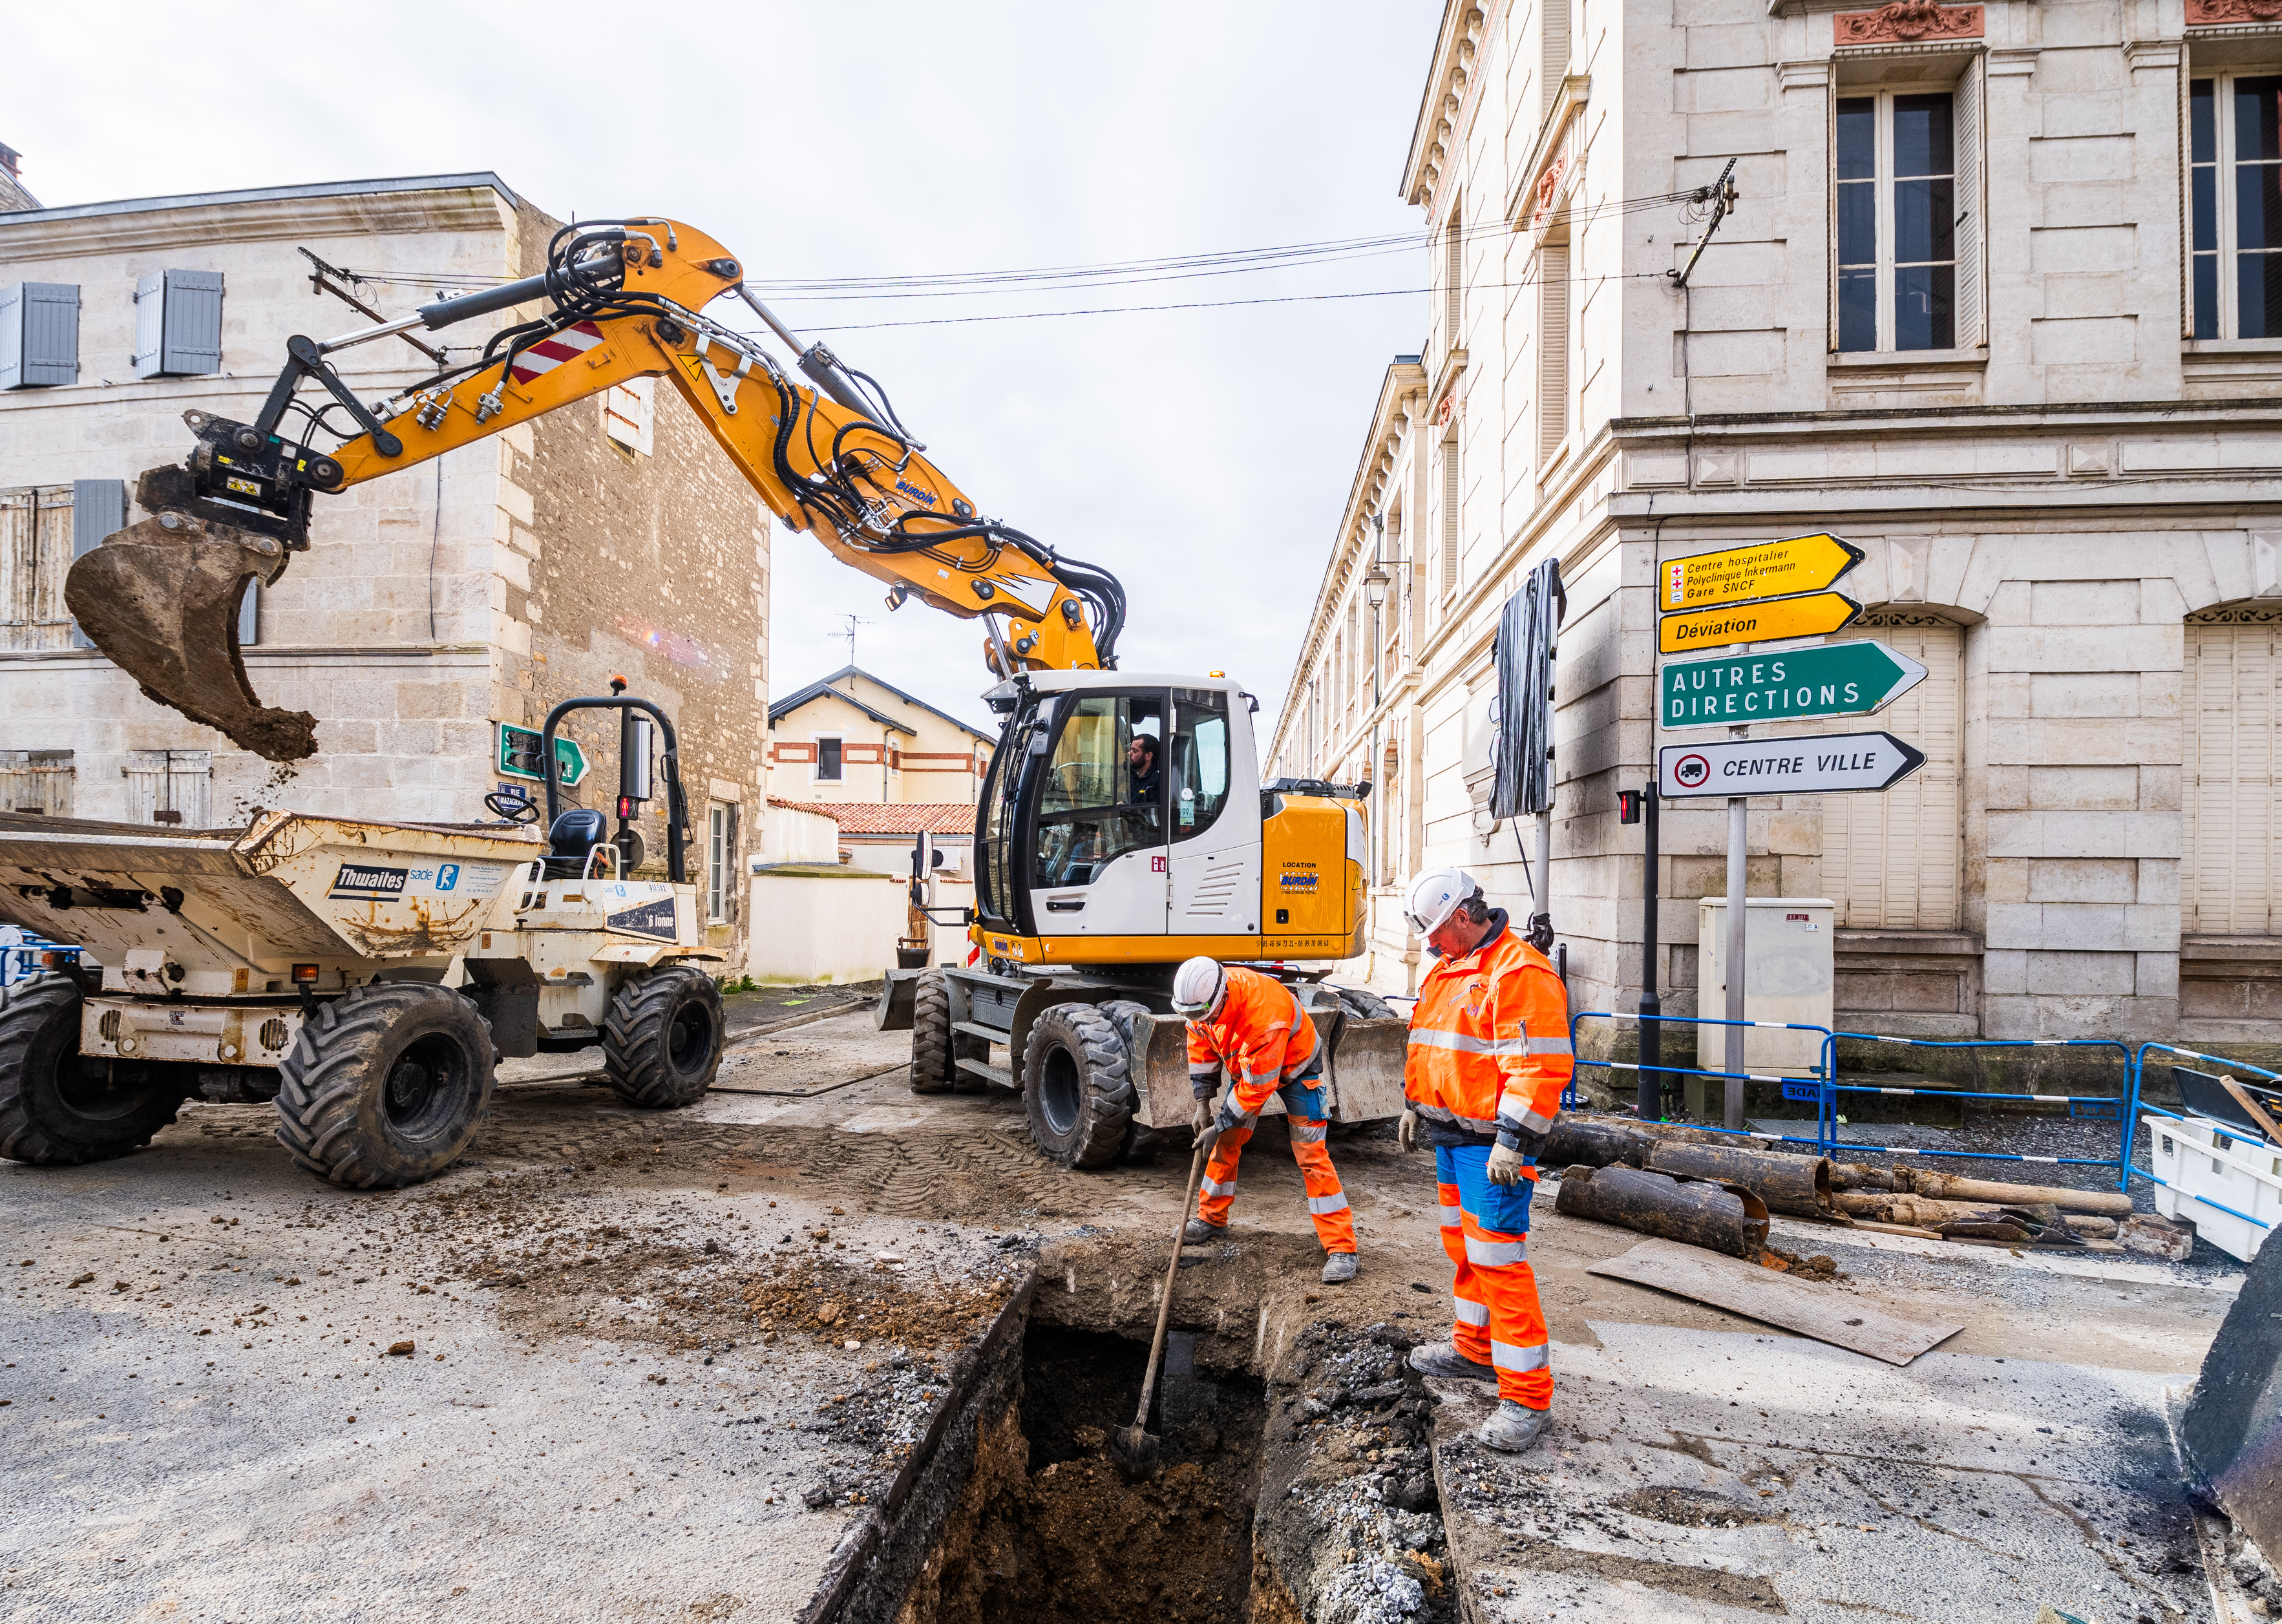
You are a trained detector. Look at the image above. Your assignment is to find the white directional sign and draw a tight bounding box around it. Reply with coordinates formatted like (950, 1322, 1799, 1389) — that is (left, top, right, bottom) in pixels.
(1658, 731, 1927, 799)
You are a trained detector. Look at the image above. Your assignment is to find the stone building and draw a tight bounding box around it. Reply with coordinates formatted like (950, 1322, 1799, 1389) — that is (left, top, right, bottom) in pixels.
(0, 169, 770, 968)
(1267, 0, 2282, 1057)
(765, 665, 996, 807)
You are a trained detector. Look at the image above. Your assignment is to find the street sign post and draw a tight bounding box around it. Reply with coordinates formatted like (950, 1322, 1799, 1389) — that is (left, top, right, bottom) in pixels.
(1658, 731, 1927, 799)
(1660, 640, 1927, 729)
(498, 722, 588, 787)
(1664, 533, 1864, 613)
(1658, 591, 1861, 655)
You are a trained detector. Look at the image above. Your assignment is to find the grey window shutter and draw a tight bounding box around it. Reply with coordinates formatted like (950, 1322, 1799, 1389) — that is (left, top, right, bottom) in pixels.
(132, 273, 165, 377)
(19, 284, 78, 386)
(237, 578, 259, 647)
(1954, 58, 1987, 350)
(162, 269, 223, 375)
(70, 478, 125, 649)
(0, 285, 19, 389)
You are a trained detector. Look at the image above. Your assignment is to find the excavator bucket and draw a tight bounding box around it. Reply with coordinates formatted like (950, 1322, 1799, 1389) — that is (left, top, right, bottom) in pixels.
(64, 485, 318, 763)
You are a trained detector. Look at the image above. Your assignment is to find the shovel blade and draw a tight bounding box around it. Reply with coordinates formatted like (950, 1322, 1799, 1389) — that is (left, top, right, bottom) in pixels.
(65, 509, 319, 763)
(1110, 1422, 1159, 1482)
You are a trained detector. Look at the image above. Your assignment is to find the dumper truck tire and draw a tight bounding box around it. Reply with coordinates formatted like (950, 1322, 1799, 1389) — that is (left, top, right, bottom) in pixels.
(603, 967, 724, 1109)
(910, 970, 988, 1094)
(274, 984, 494, 1188)
(0, 973, 185, 1166)
(1022, 1001, 1132, 1170)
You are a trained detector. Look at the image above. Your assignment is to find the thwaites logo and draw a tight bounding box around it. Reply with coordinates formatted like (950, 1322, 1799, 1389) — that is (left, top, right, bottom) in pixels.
(329, 863, 408, 900)
(606, 898, 679, 942)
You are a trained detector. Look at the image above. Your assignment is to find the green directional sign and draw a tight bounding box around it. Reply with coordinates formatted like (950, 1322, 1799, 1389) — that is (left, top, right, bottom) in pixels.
(497, 722, 589, 786)
(1660, 640, 1927, 730)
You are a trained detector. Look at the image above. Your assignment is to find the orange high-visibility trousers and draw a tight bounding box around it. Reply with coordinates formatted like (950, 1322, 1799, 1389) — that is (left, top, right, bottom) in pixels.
(1435, 1143, 1550, 1408)
(1195, 1079, 1355, 1254)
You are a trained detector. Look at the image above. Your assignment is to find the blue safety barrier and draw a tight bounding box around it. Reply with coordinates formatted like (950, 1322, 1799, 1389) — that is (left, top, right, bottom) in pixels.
(2127, 1042, 2280, 1238)
(0, 931, 78, 988)
(1567, 1010, 1839, 1154)
(1810, 1032, 2139, 1190)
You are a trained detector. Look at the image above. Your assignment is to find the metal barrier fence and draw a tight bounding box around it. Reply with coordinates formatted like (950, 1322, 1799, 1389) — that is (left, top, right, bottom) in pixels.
(1566, 1011, 2142, 1189)
(2128, 1042, 2279, 1241)
(0, 932, 78, 989)
(1567, 1010, 1839, 1154)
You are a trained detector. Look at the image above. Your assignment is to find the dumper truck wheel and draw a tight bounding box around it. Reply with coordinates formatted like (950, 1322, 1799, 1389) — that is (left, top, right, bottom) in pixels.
(603, 967, 723, 1108)
(0, 973, 185, 1165)
(274, 984, 494, 1188)
(1022, 1002, 1132, 1170)
(909, 970, 986, 1094)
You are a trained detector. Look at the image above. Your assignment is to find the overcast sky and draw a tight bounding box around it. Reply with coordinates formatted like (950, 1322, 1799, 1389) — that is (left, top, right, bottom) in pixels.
(10, 2, 1430, 739)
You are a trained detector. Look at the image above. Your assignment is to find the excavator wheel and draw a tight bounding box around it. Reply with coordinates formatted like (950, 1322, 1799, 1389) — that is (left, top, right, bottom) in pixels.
(0, 974, 187, 1166)
(1101, 999, 1172, 1163)
(1022, 1001, 1134, 1170)
(603, 967, 724, 1109)
(909, 970, 988, 1094)
(1333, 986, 1397, 1022)
(274, 984, 494, 1188)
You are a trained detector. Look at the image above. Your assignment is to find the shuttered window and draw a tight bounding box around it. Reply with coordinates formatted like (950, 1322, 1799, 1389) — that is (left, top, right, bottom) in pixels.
(2185, 615, 2282, 933)
(0, 487, 72, 651)
(1537, 244, 1571, 462)
(0, 283, 79, 388)
(603, 375, 655, 455)
(1543, 0, 1571, 119)
(1821, 620, 1963, 928)
(1953, 57, 1987, 349)
(1439, 438, 1461, 598)
(0, 751, 72, 816)
(123, 750, 211, 827)
(132, 269, 224, 379)
(69, 479, 123, 651)
(1444, 200, 1464, 350)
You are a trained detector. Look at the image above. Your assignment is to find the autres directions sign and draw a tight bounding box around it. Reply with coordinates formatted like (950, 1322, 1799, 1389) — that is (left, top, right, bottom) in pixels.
(1660, 640, 1928, 730)
(1658, 732, 1927, 799)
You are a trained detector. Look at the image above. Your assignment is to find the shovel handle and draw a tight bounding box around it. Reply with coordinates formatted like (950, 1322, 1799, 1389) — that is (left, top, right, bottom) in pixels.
(1132, 1136, 1212, 1433)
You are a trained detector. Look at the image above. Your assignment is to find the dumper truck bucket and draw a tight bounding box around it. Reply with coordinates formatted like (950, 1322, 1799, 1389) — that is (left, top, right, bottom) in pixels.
(65, 498, 317, 763)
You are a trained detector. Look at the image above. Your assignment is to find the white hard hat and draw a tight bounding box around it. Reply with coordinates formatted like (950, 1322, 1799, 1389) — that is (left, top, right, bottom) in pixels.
(1170, 956, 1229, 1020)
(1403, 867, 1481, 937)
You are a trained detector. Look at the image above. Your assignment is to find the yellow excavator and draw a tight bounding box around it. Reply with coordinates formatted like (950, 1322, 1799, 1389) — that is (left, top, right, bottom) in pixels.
(65, 215, 1405, 1168)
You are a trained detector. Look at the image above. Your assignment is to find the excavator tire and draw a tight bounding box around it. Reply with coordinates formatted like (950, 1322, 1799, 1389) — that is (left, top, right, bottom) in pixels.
(1022, 1001, 1133, 1170)
(603, 967, 724, 1109)
(1101, 999, 1170, 1162)
(910, 970, 960, 1093)
(1333, 986, 1397, 1023)
(0, 974, 186, 1166)
(275, 984, 494, 1188)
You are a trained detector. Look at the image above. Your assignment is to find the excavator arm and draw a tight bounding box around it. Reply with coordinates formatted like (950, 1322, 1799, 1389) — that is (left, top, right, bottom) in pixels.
(67, 215, 1126, 761)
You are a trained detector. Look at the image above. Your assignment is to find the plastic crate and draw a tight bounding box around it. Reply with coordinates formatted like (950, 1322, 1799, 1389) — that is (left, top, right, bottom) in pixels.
(2144, 1113, 2280, 1263)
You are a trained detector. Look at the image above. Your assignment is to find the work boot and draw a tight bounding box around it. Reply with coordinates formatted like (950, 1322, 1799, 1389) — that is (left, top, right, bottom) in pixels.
(1183, 1218, 1224, 1245)
(1406, 1341, 1497, 1384)
(1477, 1400, 1552, 1453)
(1320, 1252, 1358, 1285)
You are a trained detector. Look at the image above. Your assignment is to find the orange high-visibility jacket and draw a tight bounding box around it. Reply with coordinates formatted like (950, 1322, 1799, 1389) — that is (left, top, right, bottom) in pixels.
(1405, 924, 1574, 1156)
(1186, 965, 1320, 1117)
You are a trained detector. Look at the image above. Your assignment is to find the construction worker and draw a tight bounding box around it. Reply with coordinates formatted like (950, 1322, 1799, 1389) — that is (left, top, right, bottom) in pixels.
(1395, 868, 1573, 1453)
(1172, 956, 1359, 1284)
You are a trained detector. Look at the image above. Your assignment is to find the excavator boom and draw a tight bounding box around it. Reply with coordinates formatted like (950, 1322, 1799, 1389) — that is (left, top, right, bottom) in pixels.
(67, 216, 1126, 761)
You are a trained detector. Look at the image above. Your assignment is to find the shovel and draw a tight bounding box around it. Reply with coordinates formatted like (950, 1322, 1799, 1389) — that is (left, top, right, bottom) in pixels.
(1111, 1130, 1215, 1481)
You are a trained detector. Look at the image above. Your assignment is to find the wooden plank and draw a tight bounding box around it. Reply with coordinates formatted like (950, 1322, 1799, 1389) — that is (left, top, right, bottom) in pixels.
(1586, 1237, 1963, 1366)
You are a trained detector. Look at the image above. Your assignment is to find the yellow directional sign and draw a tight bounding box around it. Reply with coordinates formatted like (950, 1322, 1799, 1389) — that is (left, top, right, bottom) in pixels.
(1663, 534, 1864, 613)
(1658, 591, 1862, 655)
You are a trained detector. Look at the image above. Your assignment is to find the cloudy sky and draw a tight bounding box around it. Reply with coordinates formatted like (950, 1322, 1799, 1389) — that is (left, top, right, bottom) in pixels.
(10, 2, 1432, 737)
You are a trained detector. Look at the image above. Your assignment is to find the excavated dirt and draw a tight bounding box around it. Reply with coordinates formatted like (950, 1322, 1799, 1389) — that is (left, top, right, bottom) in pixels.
(896, 1328, 1265, 1624)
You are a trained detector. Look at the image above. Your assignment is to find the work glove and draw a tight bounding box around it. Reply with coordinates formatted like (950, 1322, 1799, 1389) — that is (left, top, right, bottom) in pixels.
(1486, 1142, 1528, 1186)
(1397, 1108, 1420, 1154)
(1189, 1099, 1214, 1136)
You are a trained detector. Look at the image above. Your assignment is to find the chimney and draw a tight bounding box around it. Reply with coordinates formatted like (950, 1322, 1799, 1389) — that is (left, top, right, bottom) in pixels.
(0, 144, 41, 213)
(0, 145, 19, 178)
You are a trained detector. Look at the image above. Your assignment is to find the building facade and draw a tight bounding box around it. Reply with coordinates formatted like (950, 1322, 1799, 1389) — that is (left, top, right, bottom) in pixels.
(1270, 0, 2282, 1055)
(0, 172, 770, 967)
(766, 666, 996, 807)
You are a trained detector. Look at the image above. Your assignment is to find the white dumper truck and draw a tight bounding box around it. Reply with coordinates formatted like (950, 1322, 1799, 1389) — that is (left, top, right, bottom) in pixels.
(0, 691, 726, 1187)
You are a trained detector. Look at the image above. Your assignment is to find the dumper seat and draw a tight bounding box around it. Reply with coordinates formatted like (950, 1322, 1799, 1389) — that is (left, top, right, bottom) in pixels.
(542, 809, 608, 879)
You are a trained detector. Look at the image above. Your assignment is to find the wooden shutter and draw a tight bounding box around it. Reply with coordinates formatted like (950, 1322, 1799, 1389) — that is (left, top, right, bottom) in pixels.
(1821, 621, 1963, 927)
(1, 487, 73, 653)
(1538, 244, 1571, 461)
(124, 750, 211, 827)
(1542, 0, 1570, 118)
(1440, 439, 1461, 597)
(70, 479, 122, 649)
(1954, 58, 1987, 349)
(1445, 201, 1464, 349)
(0, 752, 72, 816)
(134, 270, 223, 377)
(2184, 618, 2282, 934)
(132, 273, 167, 378)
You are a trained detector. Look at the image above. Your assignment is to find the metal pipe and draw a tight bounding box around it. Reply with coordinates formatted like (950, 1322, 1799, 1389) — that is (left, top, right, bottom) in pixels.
(1638, 782, 1662, 1121)
(1724, 792, 1748, 1130)
(1552, 1163, 1770, 1260)
(1645, 1139, 1833, 1218)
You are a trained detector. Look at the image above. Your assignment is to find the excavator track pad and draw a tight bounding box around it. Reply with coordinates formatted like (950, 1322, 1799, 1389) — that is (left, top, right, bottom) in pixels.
(65, 490, 318, 763)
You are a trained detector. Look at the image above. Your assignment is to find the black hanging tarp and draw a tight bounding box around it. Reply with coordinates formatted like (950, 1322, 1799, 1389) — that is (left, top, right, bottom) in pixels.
(1490, 558, 1565, 821)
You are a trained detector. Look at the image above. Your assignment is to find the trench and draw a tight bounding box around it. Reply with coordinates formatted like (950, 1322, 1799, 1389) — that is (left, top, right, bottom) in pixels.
(894, 1324, 1268, 1624)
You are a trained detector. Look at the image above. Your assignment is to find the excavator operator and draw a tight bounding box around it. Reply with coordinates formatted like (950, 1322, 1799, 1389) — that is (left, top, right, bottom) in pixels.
(1174, 957, 1359, 1285)
(1395, 867, 1574, 1454)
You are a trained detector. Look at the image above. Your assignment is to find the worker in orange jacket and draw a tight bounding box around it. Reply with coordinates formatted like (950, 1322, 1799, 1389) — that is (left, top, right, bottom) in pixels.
(1395, 868, 1573, 1453)
(1172, 956, 1359, 1284)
